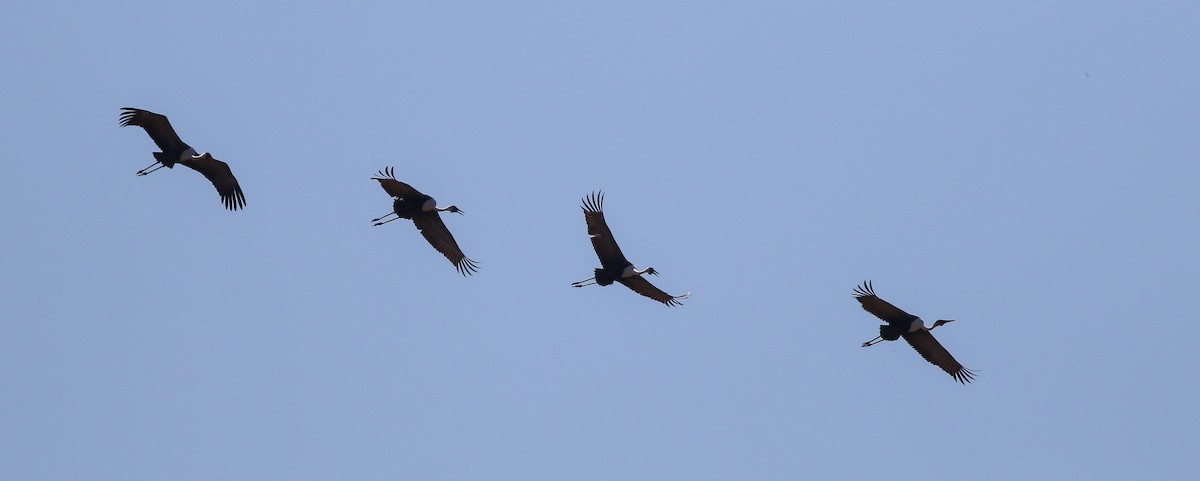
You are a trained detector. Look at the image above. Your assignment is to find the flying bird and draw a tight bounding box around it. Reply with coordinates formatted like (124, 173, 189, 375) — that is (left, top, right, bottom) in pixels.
(119, 107, 246, 211)
(571, 191, 690, 306)
(371, 167, 479, 276)
(854, 281, 976, 384)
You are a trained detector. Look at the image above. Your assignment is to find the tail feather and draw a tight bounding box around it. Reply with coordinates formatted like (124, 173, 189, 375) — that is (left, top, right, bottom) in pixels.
(152, 152, 176, 168)
(880, 324, 904, 341)
(594, 268, 616, 286)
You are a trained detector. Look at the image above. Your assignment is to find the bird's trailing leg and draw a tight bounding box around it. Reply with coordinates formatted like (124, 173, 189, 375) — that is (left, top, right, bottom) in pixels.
(571, 277, 597, 288)
(135, 161, 165, 176)
(372, 212, 400, 226)
(861, 336, 883, 348)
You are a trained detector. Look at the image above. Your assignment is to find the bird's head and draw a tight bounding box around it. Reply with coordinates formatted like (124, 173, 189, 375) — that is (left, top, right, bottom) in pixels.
(645, 267, 660, 276)
(445, 205, 465, 215)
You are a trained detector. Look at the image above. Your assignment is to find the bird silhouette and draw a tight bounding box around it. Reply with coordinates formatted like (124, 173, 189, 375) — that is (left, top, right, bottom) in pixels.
(371, 167, 478, 276)
(855, 281, 976, 383)
(572, 191, 689, 306)
(119, 107, 246, 211)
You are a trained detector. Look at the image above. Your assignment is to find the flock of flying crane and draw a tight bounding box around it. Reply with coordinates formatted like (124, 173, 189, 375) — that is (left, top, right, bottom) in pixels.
(118, 107, 977, 384)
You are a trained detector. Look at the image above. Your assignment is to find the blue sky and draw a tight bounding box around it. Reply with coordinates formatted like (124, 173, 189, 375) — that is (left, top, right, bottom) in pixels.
(3, 1, 1199, 479)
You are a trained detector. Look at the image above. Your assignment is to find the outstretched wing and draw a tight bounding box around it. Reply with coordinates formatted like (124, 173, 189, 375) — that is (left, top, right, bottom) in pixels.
(180, 155, 246, 211)
(616, 275, 689, 307)
(412, 211, 479, 276)
(371, 166, 424, 199)
(903, 329, 976, 384)
(581, 191, 629, 267)
(119, 107, 189, 153)
(854, 280, 917, 324)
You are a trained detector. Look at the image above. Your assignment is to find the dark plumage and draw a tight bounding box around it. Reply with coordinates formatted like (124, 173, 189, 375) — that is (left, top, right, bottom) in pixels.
(370, 167, 478, 276)
(571, 191, 689, 306)
(854, 281, 976, 384)
(119, 107, 246, 211)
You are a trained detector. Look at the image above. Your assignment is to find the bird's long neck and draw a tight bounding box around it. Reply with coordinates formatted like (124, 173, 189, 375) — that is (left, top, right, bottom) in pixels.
(929, 319, 954, 330)
(621, 266, 652, 277)
(416, 199, 457, 213)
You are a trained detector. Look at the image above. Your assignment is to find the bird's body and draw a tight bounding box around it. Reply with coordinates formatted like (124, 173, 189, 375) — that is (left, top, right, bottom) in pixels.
(591, 264, 654, 287)
(371, 167, 478, 276)
(153, 145, 197, 169)
(389, 197, 426, 219)
(572, 191, 689, 306)
(854, 281, 976, 384)
(118, 107, 246, 211)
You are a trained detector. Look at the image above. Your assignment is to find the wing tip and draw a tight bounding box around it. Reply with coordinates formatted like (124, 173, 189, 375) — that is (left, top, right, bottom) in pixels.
(372, 166, 396, 180)
(223, 194, 247, 211)
(853, 280, 875, 298)
(581, 190, 604, 212)
(455, 256, 481, 276)
(118, 107, 139, 127)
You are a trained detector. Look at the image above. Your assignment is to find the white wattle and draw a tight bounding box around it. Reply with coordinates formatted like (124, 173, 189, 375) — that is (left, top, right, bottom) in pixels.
(179, 147, 198, 162)
(621, 266, 645, 278)
(909, 318, 926, 333)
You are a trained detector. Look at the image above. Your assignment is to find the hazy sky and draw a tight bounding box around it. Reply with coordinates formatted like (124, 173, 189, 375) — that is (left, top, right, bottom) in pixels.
(3, 1, 1199, 480)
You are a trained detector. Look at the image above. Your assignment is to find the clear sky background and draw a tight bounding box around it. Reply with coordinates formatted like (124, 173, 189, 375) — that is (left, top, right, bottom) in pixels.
(3, 1, 1199, 480)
